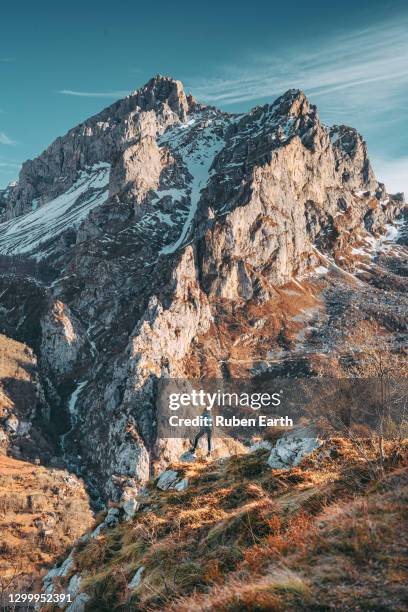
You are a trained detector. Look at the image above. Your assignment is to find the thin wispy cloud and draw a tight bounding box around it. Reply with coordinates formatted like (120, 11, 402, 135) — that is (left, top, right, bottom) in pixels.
(58, 89, 129, 99)
(0, 131, 16, 145)
(187, 16, 408, 196)
(0, 157, 20, 186)
(0, 159, 20, 169)
(188, 17, 408, 119)
(0, 57, 15, 63)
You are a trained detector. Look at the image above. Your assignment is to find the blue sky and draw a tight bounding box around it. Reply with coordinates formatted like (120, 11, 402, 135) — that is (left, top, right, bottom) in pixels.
(1, 0, 407, 194)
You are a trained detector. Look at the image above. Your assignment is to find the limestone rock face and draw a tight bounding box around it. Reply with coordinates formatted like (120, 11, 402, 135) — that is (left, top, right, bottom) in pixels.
(3, 76, 196, 220)
(196, 90, 395, 297)
(109, 137, 166, 202)
(329, 124, 377, 191)
(0, 75, 406, 504)
(40, 300, 87, 381)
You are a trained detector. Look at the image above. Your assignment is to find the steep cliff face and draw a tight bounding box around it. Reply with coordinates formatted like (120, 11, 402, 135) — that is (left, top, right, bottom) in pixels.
(0, 76, 406, 504)
(196, 91, 395, 296)
(3, 76, 196, 221)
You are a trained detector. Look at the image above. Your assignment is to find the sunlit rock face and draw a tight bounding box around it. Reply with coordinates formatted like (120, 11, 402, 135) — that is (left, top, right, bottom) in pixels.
(0, 75, 406, 503)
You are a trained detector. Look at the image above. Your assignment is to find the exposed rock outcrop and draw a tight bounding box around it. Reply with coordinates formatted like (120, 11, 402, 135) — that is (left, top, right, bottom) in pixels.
(40, 300, 87, 381)
(267, 428, 322, 469)
(3, 76, 197, 221)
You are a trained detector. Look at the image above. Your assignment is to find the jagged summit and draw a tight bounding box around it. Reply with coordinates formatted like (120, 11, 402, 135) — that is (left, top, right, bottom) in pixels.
(134, 73, 182, 93)
(1, 75, 201, 220)
(130, 74, 195, 120)
(0, 79, 371, 223)
(271, 88, 312, 116)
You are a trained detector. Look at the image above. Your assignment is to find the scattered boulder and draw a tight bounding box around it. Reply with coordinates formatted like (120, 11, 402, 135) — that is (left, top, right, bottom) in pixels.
(122, 498, 140, 521)
(156, 470, 190, 492)
(105, 507, 120, 527)
(267, 428, 322, 469)
(179, 451, 196, 462)
(120, 485, 142, 520)
(157, 470, 179, 490)
(4, 416, 19, 433)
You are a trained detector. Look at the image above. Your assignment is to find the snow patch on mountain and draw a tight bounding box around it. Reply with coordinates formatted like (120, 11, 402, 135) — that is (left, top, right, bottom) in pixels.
(159, 113, 227, 254)
(0, 163, 110, 259)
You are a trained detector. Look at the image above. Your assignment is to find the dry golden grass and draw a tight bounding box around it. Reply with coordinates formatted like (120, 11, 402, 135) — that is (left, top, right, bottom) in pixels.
(0, 455, 93, 591)
(69, 438, 408, 611)
(0, 334, 34, 381)
(0, 333, 36, 421)
(183, 279, 323, 378)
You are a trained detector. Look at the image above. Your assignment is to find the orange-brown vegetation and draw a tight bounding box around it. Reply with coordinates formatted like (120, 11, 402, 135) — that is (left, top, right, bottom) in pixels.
(185, 278, 323, 378)
(62, 437, 408, 611)
(0, 455, 93, 593)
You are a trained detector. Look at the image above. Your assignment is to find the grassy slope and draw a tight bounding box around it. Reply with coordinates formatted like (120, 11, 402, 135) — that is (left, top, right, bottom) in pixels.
(57, 439, 408, 611)
(0, 332, 56, 461)
(0, 455, 93, 591)
(0, 332, 35, 414)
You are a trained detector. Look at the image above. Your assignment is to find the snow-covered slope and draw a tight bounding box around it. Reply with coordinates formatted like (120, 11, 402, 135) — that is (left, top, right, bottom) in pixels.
(158, 112, 227, 254)
(0, 163, 109, 259)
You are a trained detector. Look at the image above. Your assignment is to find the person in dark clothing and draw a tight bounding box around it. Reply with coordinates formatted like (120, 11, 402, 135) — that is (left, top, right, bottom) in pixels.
(189, 410, 213, 456)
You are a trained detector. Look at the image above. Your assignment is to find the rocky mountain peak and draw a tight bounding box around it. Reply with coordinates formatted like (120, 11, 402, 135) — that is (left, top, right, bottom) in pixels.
(132, 74, 193, 121)
(330, 124, 366, 156)
(272, 88, 312, 117)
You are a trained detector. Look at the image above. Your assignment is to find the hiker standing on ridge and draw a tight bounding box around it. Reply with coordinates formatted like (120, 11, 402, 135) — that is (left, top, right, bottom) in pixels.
(189, 408, 213, 456)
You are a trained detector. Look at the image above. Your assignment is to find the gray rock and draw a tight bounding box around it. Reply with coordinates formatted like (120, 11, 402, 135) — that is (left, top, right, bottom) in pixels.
(267, 428, 322, 469)
(43, 551, 75, 594)
(122, 498, 140, 520)
(105, 507, 120, 527)
(179, 451, 196, 462)
(66, 592, 91, 612)
(4, 416, 19, 433)
(90, 522, 106, 538)
(128, 566, 144, 590)
(67, 573, 81, 598)
(156, 470, 179, 490)
(173, 477, 189, 491)
(40, 302, 86, 382)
